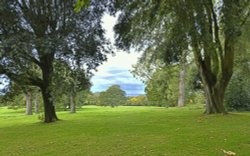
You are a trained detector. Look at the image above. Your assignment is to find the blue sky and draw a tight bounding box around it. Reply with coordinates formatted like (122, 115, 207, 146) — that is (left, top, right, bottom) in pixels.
(90, 14, 145, 96)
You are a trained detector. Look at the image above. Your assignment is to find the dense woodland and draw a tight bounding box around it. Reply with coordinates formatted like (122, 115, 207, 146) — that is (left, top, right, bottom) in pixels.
(0, 0, 250, 123)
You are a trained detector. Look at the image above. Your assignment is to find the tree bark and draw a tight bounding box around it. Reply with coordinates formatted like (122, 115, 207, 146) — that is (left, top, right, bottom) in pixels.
(34, 93, 39, 114)
(178, 63, 186, 107)
(25, 92, 32, 115)
(40, 53, 58, 123)
(199, 66, 227, 114)
(41, 86, 58, 122)
(70, 93, 76, 113)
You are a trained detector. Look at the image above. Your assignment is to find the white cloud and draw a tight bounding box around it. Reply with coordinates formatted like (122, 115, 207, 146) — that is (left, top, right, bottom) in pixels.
(91, 53, 145, 95)
(90, 14, 145, 95)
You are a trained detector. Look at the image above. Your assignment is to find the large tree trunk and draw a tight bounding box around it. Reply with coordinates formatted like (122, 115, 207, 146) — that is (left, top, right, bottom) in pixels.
(203, 81, 227, 114)
(177, 63, 186, 107)
(40, 53, 58, 123)
(25, 92, 32, 115)
(199, 65, 229, 114)
(70, 93, 76, 113)
(41, 86, 58, 122)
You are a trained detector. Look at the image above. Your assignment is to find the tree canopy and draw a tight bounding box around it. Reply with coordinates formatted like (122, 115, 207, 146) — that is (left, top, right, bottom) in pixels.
(99, 85, 127, 107)
(113, 0, 250, 114)
(0, 0, 112, 122)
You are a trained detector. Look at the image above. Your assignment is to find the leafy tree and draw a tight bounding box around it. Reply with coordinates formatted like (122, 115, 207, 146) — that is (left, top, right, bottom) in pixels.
(225, 19, 250, 111)
(0, 82, 23, 108)
(76, 90, 91, 106)
(99, 85, 127, 107)
(85, 92, 100, 105)
(113, 0, 250, 114)
(225, 71, 250, 111)
(145, 66, 179, 107)
(52, 62, 91, 113)
(0, 0, 111, 122)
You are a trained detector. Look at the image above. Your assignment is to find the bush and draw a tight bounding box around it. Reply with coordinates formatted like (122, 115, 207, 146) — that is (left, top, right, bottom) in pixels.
(187, 90, 205, 106)
(225, 72, 250, 111)
(126, 96, 148, 106)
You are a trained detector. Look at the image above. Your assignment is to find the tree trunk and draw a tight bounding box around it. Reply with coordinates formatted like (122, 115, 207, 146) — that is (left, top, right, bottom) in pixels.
(40, 53, 58, 123)
(25, 92, 32, 115)
(70, 93, 76, 113)
(41, 86, 58, 122)
(34, 93, 39, 114)
(199, 67, 228, 114)
(203, 82, 227, 114)
(178, 64, 186, 107)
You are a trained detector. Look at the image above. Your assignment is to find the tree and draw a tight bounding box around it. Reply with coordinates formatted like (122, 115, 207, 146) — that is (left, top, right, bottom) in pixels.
(52, 61, 91, 113)
(145, 66, 179, 107)
(68, 70, 90, 113)
(34, 90, 41, 114)
(177, 52, 188, 107)
(0, 82, 23, 108)
(99, 85, 127, 107)
(24, 90, 32, 115)
(225, 19, 250, 111)
(0, 0, 111, 122)
(85, 92, 100, 105)
(131, 45, 188, 107)
(113, 0, 250, 114)
(225, 71, 250, 111)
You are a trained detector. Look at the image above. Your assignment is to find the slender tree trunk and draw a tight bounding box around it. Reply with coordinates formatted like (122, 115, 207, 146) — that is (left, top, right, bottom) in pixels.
(70, 93, 76, 113)
(34, 93, 39, 114)
(25, 92, 32, 115)
(178, 64, 186, 107)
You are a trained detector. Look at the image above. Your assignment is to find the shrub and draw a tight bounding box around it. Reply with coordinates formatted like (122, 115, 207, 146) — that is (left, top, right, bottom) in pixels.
(225, 72, 250, 111)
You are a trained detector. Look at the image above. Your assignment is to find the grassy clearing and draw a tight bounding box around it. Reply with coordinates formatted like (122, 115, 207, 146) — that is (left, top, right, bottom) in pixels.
(0, 105, 249, 156)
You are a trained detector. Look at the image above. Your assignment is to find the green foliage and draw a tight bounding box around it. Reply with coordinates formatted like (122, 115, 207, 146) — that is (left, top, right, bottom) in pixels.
(52, 61, 91, 107)
(145, 66, 179, 107)
(98, 85, 127, 107)
(225, 72, 250, 111)
(184, 63, 205, 105)
(187, 91, 205, 106)
(0, 0, 112, 121)
(126, 95, 148, 106)
(74, 0, 90, 12)
(0, 0, 111, 81)
(225, 19, 250, 111)
(0, 83, 22, 107)
(6, 94, 25, 109)
(85, 92, 100, 105)
(76, 90, 91, 106)
(54, 94, 69, 111)
(113, 0, 250, 113)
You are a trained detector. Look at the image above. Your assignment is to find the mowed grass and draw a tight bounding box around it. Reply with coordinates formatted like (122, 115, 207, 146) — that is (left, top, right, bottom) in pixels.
(0, 106, 249, 156)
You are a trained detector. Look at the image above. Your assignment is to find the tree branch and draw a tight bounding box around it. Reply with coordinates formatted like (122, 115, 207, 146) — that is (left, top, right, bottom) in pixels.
(208, 0, 223, 58)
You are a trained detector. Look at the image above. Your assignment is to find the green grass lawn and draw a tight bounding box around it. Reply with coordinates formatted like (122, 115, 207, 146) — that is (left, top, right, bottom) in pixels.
(0, 105, 249, 156)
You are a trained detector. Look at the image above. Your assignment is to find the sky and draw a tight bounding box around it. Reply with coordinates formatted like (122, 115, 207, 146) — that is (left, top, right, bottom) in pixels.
(90, 14, 145, 96)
